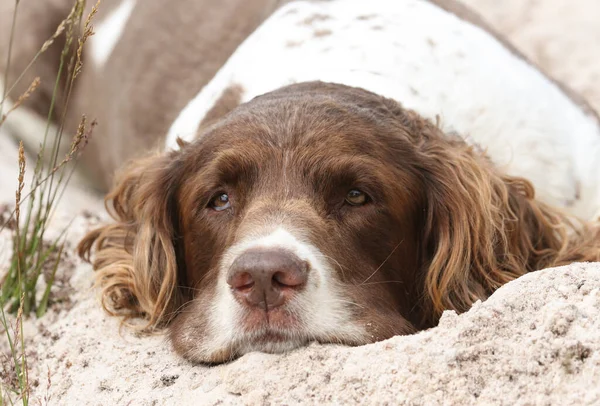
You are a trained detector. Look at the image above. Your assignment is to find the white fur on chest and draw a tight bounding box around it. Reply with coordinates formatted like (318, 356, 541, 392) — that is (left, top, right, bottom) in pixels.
(167, 0, 600, 220)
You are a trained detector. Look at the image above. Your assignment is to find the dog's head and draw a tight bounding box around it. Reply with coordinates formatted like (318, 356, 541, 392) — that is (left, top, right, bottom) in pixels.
(79, 82, 591, 363)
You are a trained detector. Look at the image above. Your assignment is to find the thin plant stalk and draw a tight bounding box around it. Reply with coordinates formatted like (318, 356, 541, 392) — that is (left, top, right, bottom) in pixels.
(15, 296, 28, 406)
(0, 0, 20, 119)
(0, 16, 68, 108)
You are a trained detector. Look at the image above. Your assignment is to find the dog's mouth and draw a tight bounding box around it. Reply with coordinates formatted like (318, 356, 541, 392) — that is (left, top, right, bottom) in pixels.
(238, 328, 310, 356)
(237, 308, 311, 353)
(249, 330, 296, 344)
(239, 305, 302, 332)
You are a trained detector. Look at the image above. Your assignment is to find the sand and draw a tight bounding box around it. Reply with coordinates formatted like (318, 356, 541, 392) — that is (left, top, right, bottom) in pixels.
(1, 0, 600, 404)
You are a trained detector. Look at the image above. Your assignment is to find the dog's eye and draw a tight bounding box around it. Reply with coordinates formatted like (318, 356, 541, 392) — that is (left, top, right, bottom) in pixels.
(209, 193, 231, 211)
(345, 189, 368, 206)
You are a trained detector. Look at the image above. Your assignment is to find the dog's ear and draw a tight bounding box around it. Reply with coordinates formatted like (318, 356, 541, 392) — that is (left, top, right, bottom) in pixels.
(407, 114, 590, 324)
(78, 149, 185, 329)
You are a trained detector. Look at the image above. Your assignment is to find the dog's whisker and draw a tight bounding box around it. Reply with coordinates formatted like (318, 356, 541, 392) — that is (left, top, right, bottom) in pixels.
(360, 240, 404, 285)
(358, 280, 404, 286)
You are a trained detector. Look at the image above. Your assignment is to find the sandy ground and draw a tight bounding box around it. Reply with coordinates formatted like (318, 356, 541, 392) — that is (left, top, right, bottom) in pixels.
(1, 0, 600, 404)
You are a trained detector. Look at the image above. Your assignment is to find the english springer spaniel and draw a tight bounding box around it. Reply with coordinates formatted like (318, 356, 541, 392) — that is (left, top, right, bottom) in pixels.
(73, 0, 600, 363)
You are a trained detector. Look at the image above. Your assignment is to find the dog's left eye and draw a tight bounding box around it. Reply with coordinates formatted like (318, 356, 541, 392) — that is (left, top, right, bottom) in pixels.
(209, 193, 231, 211)
(345, 189, 369, 206)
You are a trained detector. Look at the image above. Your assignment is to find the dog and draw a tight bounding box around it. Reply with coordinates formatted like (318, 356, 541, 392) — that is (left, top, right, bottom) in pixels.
(5, 0, 599, 363)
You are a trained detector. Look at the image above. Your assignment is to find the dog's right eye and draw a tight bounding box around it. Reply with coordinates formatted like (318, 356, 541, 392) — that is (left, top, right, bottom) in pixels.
(209, 193, 231, 211)
(345, 189, 369, 206)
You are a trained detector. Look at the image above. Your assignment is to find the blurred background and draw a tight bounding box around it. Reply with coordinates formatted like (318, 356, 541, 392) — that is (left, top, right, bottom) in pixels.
(464, 0, 600, 111)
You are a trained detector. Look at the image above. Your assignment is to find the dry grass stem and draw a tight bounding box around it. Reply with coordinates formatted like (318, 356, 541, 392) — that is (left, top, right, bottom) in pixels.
(75, 0, 101, 78)
(0, 0, 20, 119)
(15, 142, 26, 223)
(40, 20, 67, 53)
(0, 77, 40, 127)
(14, 142, 26, 283)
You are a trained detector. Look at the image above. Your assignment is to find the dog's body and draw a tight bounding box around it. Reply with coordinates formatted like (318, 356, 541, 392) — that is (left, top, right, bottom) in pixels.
(166, 0, 600, 219)
(4, 0, 600, 363)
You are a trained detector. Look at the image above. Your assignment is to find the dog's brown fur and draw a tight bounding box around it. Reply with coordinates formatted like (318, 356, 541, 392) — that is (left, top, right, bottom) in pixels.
(79, 83, 600, 362)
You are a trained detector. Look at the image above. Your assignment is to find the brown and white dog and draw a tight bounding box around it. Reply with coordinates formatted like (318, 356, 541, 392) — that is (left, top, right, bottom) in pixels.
(4, 0, 600, 363)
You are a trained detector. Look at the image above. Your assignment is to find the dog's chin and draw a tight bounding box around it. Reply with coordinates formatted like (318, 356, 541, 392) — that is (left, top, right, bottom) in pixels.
(169, 310, 371, 364)
(237, 330, 311, 355)
(168, 310, 311, 364)
(188, 332, 369, 365)
(180, 333, 311, 365)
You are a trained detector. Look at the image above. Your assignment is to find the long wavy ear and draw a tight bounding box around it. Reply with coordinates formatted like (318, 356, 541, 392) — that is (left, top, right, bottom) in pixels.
(409, 114, 600, 324)
(78, 149, 185, 330)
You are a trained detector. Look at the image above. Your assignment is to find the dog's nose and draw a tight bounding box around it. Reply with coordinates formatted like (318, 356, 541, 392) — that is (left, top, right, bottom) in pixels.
(227, 249, 308, 309)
